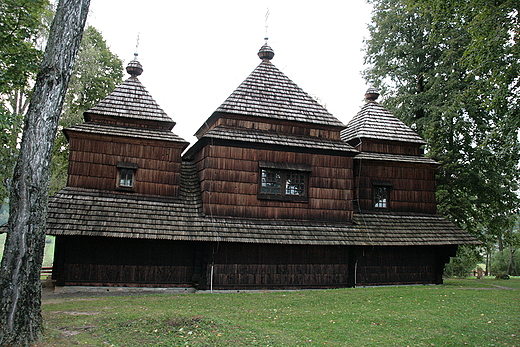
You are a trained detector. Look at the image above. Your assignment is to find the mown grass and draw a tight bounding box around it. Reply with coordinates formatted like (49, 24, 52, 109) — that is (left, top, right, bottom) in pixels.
(40, 277, 519, 346)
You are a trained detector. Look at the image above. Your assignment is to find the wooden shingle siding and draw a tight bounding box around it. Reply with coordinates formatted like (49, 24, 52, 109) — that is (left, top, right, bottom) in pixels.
(208, 116, 343, 140)
(193, 145, 354, 221)
(355, 160, 437, 213)
(200, 126, 355, 153)
(67, 135, 183, 197)
(355, 139, 423, 156)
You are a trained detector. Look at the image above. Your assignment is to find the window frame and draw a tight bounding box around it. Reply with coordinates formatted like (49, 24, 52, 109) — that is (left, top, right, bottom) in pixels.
(116, 161, 138, 191)
(258, 161, 311, 202)
(372, 181, 392, 209)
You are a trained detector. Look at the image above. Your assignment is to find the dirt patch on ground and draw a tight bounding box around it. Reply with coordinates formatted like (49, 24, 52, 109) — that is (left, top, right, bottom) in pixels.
(458, 284, 515, 290)
(47, 310, 100, 316)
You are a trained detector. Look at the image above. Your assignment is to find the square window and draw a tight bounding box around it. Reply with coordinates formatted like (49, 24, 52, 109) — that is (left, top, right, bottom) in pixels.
(374, 186, 388, 208)
(285, 171, 306, 195)
(116, 162, 138, 191)
(260, 169, 281, 194)
(259, 168, 309, 201)
(119, 168, 135, 188)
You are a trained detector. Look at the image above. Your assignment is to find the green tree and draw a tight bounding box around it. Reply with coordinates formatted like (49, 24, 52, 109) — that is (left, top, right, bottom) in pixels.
(51, 25, 123, 193)
(0, 0, 51, 201)
(0, 0, 90, 344)
(444, 245, 482, 278)
(363, 0, 520, 245)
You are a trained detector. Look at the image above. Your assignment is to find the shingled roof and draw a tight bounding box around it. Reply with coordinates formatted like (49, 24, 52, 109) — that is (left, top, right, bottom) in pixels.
(64, 123, 188, 144)
(84, 55, 175, 128)
(194, 126, 357, 153)
(341, 89, 425, 144)
(354, 152, 438, 165)
(46, 162, 479, 246)
(209, 43, 345, 128)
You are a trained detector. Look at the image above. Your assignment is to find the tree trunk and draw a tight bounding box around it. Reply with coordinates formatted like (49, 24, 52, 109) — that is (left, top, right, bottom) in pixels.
(485, 250, 490, 276)
(497, 236, 503, 252)
(0, 0, 90, 345)
(508, 246, 517, 276)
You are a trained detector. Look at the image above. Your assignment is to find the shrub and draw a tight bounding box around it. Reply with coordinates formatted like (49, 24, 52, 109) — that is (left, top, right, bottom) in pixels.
(491, 249, 519, 276)
(444, 245, 482, 277)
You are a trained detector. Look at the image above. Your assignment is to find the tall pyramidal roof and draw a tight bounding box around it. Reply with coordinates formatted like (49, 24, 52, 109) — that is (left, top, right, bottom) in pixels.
(211, 43, 345, 128)
(341, 88, 425, 144)
(67, 55, 187, 145)
(84, 54, 175, 129)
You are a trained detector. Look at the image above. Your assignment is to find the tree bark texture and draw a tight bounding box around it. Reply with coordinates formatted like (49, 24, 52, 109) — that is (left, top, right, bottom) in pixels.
(0, 0, 90, 345)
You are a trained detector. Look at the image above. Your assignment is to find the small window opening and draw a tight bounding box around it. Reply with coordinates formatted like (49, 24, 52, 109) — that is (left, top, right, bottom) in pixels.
(119, 168, 135, 188)
(259, 168, 308, 201)
(374, 186, 388, 208)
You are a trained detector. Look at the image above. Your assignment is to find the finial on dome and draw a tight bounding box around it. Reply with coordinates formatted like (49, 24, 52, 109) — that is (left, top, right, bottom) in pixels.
(126, 53, 143, 77)
(365, 87, 380, 101)
(258, 38, 275, 61)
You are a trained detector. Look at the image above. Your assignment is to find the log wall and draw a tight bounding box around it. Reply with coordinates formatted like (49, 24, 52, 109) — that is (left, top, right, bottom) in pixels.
(356, 160, 437, 213)
(53, 236, 197, 287)
(355, 245, 457, 285)
(67, 133, 184, 197)
(209, 243, 354, 289)
(192, 145, 355, 221)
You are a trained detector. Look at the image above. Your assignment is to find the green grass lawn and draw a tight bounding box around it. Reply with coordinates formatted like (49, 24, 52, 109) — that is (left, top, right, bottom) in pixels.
(40, 277, 519, 346)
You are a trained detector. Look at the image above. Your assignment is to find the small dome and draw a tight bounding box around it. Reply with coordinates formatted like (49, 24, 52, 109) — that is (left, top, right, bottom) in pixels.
(258, 41, 275, 61)
(365, 87, 380, 101)
(126, 53, 143, 77)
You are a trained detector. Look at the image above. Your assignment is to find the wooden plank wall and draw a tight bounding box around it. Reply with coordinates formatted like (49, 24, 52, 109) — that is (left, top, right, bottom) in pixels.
(53, 236, 196, 287)
(358, 139, 423, 156)
(210, 243, 352, 288)
(193, 145, 354, 221)
(356, 160, 437, 213)
(355, 246, 456, 285)
(67, 135, 184, 197)
(212, 116, 342, 140)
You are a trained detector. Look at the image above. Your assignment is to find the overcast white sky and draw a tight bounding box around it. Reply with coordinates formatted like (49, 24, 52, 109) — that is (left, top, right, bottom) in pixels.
(87, 1, 373, 143)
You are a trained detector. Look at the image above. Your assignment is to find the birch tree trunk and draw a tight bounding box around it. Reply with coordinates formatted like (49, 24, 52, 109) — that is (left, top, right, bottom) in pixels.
(0, 0, 90, 345)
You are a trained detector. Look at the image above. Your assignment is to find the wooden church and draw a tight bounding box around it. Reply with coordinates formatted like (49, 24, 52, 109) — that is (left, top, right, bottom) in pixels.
(46, 43, 479, 289)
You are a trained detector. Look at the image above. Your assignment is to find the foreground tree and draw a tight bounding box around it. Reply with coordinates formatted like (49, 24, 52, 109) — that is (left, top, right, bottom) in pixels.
(363, 0, 520, 245)
(0, 0, 90, 345)
(0, 0, 51, 201)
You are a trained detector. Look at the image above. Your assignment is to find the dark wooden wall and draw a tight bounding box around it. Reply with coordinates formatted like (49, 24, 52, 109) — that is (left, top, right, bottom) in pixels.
(192, 145, 355, 221)
(204, 115, 343, 140)
(209, 243, 354, 289)
(355, 139, 423, 156)
(53, 236, 198, 287)
(354, 245, 457, 285)
(67, 132, 184, 197)
(52, 237, 456, 288)
(356, 160, 438, 213)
